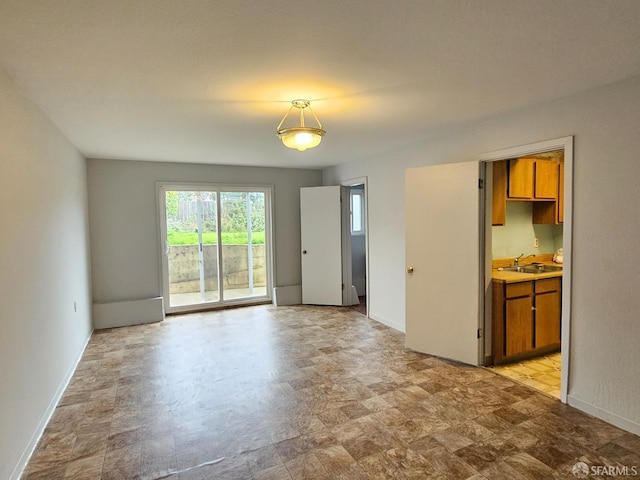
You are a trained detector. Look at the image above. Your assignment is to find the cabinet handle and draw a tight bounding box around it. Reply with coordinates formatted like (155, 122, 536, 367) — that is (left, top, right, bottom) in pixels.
(531, 306, 537, 311)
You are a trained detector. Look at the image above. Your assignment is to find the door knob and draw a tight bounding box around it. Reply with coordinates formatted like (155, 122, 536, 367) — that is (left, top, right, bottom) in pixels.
(302, 250, 307, 255)
(406, 266, 414, 273)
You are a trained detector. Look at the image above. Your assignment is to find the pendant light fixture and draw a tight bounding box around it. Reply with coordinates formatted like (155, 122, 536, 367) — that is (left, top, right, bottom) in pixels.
(276, 99, 325, 151)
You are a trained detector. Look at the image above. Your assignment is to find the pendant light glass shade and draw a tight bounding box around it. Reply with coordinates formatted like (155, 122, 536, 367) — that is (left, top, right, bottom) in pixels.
(276, 100, 325, 151)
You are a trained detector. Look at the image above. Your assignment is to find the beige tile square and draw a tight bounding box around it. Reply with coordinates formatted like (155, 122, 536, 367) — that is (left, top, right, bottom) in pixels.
(285, 452, 327, 478)
(314, 444, 355, 471)
(64, 455, 103, 479)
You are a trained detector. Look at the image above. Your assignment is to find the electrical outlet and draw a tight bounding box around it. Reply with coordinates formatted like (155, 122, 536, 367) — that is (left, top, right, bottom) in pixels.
(534, 238, 539, 248)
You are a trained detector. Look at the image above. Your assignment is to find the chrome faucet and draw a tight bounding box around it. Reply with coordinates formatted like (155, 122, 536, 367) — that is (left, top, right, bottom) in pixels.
(514, 253, 535, 265)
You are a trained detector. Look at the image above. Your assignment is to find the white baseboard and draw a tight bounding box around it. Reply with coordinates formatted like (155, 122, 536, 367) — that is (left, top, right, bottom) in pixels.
(273, 285, 302, 306)
(93, 297, 164, 329)
(10, 331, 93, 480)
(369, 312, 405, 333)
(567, 394, 640, 436)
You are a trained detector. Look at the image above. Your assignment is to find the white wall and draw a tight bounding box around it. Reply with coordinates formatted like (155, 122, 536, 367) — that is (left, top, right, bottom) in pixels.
(86, 159, 322, 308)
(324, 75, 640, 434)
(0, 68, 93, 479)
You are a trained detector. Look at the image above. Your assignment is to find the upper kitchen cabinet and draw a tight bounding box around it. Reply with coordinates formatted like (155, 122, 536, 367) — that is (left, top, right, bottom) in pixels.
(508, 157, 558, 200)
(532, 159, 564, 225)
(492, 150, 564, 226)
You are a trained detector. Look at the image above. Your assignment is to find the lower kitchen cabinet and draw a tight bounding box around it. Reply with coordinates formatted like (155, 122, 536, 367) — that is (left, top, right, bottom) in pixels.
(534, 278, 562, 349)
(504, 282, 534, 356)
(492, 276, 561, 364)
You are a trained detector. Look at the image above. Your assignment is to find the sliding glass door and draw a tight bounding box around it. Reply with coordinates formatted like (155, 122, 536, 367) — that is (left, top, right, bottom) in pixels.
(219, 191, 268, 300)
(159, 184, 272, 313)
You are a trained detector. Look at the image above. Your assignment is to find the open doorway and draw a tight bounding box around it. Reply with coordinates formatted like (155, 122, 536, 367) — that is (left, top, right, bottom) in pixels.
(342, 178, 368, 316)
(480, 137, 573, 403)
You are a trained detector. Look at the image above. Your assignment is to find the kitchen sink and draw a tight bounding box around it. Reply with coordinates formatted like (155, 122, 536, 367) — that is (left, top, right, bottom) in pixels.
(499, 264, 562, 274)
(500, 265, 529, 272)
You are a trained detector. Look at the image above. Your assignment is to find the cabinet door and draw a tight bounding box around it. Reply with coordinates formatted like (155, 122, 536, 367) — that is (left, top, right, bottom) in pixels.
(508, 158, 534, 198)
(534, 161, 559, 199)
(492, 160, 507, 226)
(535, 290, 561, 348)
(505, 295, 534, 356)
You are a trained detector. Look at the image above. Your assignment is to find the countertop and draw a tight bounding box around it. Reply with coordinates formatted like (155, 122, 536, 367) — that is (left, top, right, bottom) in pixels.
(492, 262, 563, 284)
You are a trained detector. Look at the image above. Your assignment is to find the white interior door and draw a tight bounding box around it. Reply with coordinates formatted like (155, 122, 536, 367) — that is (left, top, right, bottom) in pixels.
(300, 186, 344, 305)
(405, 161, 481, 365)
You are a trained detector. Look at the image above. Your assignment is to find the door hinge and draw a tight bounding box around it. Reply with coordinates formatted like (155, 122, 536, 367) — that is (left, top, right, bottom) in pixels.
(342, 283, 345, 290)
(478, 178, 484, 189)
(477, 328, 483, 339)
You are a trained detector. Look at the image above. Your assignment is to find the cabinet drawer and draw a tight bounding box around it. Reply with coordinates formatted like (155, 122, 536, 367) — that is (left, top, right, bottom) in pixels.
(535, 277, 561, 293)
(506, 281, 532, 298)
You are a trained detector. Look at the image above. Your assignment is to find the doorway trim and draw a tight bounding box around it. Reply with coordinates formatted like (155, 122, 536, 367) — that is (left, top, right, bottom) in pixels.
(341, 176, 369, 317)
(479, 136, 573, 403)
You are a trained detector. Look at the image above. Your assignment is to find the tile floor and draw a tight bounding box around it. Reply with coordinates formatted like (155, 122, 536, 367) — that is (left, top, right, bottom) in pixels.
(22, 305, 640, 479)
(489, 353, 562, 399)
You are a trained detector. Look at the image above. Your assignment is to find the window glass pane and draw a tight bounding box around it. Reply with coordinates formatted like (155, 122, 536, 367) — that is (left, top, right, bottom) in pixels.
(220, 191, 267, 300)
(166, 190, 219, 307)
(351, 192, 362, 233)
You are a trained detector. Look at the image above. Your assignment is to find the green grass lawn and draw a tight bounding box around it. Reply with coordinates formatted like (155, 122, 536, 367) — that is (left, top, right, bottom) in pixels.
(167, 231, 265, 245)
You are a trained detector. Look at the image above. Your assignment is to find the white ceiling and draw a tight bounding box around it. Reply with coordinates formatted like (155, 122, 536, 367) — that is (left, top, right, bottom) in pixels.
(1, 1, 640, 169)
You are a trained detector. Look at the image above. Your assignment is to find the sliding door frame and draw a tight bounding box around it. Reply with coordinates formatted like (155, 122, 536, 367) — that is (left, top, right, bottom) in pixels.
(156, 182, 274, 314)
